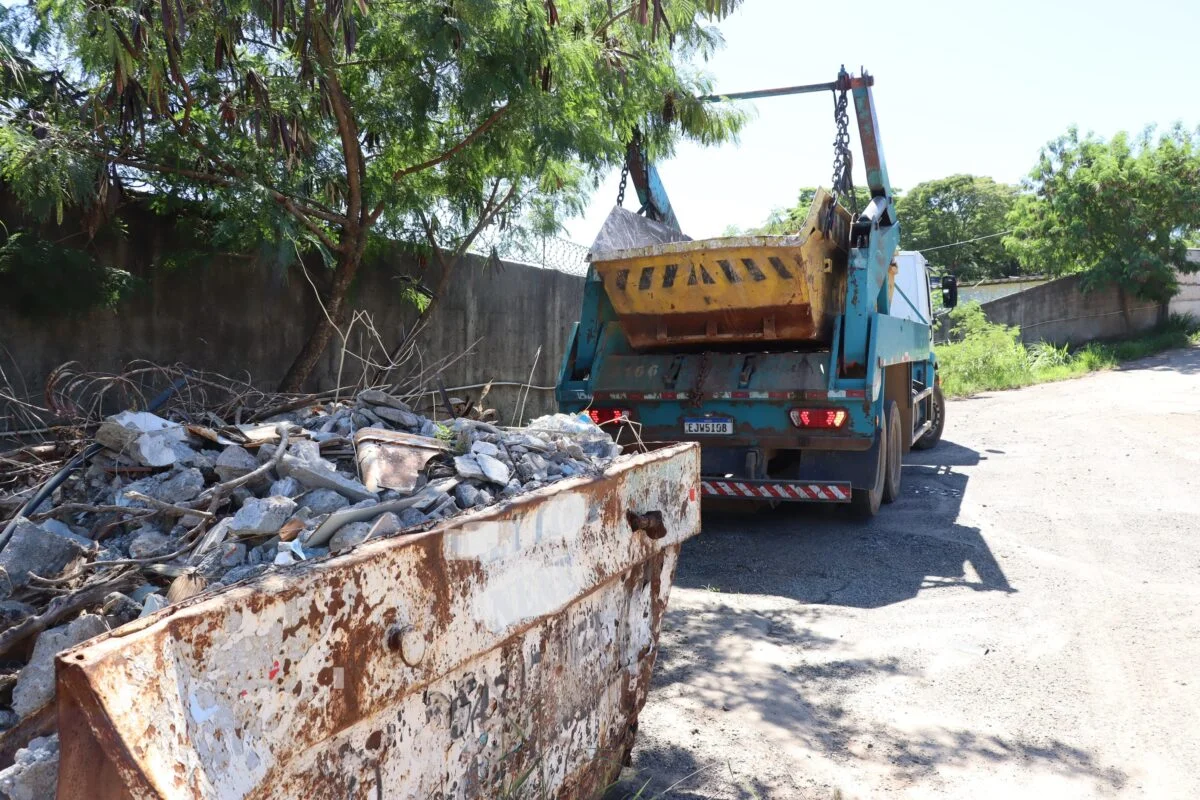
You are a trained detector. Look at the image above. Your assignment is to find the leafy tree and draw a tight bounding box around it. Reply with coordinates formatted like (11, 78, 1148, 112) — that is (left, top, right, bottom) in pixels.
(895, 174, 1019, 280)
(0, 0, 746, 390)
(748, 186, 873, 235)
(1005, 126, 1200, 309)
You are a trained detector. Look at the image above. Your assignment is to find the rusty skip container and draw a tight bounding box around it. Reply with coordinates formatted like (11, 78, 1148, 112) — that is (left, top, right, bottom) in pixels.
(591, 189, 853, 349)
(54, 443, 700, 800)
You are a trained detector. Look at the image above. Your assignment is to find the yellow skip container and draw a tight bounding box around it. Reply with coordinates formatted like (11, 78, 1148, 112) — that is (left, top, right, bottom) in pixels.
(592, 189, 852, 350)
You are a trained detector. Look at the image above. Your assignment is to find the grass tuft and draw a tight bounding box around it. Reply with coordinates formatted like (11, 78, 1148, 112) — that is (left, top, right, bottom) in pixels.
(937, 304, 1200, 398)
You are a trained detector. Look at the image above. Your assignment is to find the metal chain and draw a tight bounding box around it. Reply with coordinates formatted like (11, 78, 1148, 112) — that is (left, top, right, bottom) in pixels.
(824, 87, 857, 235)
(616, 161, 630, 207)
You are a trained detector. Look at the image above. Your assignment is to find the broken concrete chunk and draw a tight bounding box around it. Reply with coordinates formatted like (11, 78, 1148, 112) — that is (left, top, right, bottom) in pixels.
(12, 615, 107, 718)
(138, 594, 167, 618)
(0, 519, 93, 598)
(0, 734, 60, 800)
(329, 521, 372, 554)
(358, 389, 413, 412)
(228, 496, 296, 536)
(454, 455, 487, 481)
(278, 455, 376, 502)
(158, 468, 206, 503)
(95, 411, 187, 468)
(288, 439, 325, 465)
(219, 542, 247, 568)
(470, 440, 500, 458)
(215, 445, 259, 483)
(475, 453, 511, 485)
(372, 406, 424, 430)
(367, 512, 402, 538)
(296, 488, 349, 516)
(455, 483, 482, 509)
(37, 518, 85, 542)
(189, 517, 233, 564)
(101, 592, 142, 625)
(170, 440, 216, 470)
(268, 476, 303, 498)
(397, 507, 429, 528)
(128, 527, 172, 559)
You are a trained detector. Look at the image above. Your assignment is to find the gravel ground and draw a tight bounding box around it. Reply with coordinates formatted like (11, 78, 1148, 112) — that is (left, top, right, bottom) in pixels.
(607, 346, 1200, 799)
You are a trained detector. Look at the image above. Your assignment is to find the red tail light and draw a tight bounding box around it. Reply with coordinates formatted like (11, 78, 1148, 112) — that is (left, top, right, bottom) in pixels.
(789, 408, 847, 429)
(588, 408, 630, 425)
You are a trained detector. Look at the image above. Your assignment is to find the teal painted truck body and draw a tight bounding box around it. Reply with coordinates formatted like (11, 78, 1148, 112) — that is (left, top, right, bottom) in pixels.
(557, 70, 951, 513)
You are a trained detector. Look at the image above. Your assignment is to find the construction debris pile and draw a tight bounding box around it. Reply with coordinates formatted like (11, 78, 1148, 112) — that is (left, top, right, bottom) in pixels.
(0, 387, 621, 794)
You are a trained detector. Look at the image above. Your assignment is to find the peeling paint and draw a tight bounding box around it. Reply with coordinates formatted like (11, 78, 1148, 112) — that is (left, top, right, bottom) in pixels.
(55, 444, 700, 800)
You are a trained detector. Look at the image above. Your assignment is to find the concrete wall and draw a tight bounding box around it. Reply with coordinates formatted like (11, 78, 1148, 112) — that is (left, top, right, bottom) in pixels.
(978, 273, 1162, 345)
(0, 218, 584, 422)
(958, 277, 1049, 306)
(1172, 251, 1200, 320)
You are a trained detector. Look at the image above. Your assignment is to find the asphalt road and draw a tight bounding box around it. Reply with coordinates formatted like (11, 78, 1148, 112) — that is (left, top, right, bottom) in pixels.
(608, 346, 1200, 799)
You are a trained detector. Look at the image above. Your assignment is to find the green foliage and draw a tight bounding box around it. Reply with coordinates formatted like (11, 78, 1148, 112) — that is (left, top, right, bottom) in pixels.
(938, 302, 1029, 395)
(896, 175, 1020, 280)
(1005, 126, 1200, 304)
(0, 0, 747, 254)
(0, 231, 139, 316)
(748, 186, 874, 235)
(937, 302, 1200, 397)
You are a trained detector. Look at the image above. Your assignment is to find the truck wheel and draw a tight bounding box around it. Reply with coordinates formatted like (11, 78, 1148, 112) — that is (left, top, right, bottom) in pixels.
(851, 415, 886, 518)
(913, 384, 945, 451)
(882, 401, 902, 504)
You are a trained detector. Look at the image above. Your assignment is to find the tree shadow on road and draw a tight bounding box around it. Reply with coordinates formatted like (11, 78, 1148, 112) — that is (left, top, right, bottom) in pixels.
(606, 603, 1127, 799)
(676, 439, 1013, 609)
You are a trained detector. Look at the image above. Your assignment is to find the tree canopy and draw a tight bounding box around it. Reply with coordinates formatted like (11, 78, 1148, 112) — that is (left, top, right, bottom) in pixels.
(896, 175, 1019, 280)
(0, 0, 747, 389)
(1005, 126, 1200, 305)
(745, 186, 874, 236)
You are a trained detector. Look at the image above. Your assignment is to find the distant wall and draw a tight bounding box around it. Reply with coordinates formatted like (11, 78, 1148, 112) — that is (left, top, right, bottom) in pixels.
(1172, 252, 1200, 320)
(958, 276, 1049, 306)
(977, 273, 1161, 346)
(0, 211, 584, 423)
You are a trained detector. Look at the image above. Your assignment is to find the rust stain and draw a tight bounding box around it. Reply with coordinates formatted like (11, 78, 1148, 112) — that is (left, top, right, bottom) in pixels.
(54, 444, 701, 800)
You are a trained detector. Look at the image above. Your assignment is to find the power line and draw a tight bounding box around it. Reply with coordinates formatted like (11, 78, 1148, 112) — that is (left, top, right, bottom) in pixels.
(917, 230, 1013, 254)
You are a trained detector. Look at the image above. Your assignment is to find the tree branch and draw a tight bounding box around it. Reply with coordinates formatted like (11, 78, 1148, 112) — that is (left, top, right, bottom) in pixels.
(280, 196, 342, 252)
(368, 104, 510, 225)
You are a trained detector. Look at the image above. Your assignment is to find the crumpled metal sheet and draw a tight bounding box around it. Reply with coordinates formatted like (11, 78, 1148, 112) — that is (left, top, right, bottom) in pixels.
(354, 428, 449, 493)
(589, 206, 691, 261)
(55, 444, 701, 800)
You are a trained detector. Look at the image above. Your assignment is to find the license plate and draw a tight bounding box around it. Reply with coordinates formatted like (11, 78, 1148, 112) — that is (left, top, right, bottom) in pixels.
(683, 418, 733, 435)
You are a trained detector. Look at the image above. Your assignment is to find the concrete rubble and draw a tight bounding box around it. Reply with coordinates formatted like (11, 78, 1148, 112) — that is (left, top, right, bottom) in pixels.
(0, 386, 623, 793)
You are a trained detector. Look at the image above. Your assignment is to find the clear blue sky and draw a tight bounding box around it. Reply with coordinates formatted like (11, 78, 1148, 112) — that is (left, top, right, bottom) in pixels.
(565, 0, 1200, 244)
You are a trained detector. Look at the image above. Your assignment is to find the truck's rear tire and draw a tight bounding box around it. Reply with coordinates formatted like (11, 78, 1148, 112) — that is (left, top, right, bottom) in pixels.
(851, 415, 886, 518)
(882, 401, 902, 504)
(913, 384, 945, 451)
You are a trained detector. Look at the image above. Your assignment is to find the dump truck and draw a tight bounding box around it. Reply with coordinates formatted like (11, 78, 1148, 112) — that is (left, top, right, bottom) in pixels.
(557, 69, 958, 516)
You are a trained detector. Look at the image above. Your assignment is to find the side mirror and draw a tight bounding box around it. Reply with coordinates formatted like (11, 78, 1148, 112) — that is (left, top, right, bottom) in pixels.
(941, 275, 958, 309)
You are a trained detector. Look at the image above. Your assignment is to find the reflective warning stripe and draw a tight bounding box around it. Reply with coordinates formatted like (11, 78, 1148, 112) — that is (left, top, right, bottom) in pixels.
(592, 389, 866, 402)
(699, 480, 852, 502)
